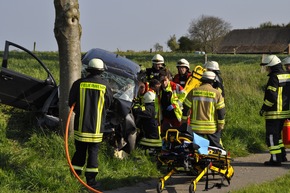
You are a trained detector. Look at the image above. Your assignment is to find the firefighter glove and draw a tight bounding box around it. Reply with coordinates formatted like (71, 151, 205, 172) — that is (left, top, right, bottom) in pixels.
(166, 105, 174, 111)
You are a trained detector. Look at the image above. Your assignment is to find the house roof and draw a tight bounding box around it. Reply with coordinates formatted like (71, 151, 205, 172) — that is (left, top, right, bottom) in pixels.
(217, 28, 290, 54)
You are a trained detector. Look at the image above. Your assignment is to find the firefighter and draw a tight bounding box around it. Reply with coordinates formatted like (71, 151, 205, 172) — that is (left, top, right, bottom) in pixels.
(133, 79, 162, 148)
(173, 58, 192, 88)
(68, 58, 113, 188)
(204, 60, 225, 148)
(158, 69, 185, 135)
(146, 54, 165, 81)
(134, 81, 147, 105)
(260, 55, 290, 166)
(282, 56, 290, 73)
(182, 71, 225, 149)
(204, 61, 225, 97)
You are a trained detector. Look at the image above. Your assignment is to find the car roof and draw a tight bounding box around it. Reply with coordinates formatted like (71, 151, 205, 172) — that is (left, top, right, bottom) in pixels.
(81, 48, 140, 81)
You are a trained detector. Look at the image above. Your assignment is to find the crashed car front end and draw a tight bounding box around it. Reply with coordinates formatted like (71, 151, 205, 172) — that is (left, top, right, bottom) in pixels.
(0, 41, 141, 131)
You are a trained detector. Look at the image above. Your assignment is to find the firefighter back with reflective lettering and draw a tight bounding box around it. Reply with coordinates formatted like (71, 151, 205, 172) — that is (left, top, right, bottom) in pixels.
(68, 58, 113, 189)
(260, 55, 290, 166)
(183, 71, 225, 149)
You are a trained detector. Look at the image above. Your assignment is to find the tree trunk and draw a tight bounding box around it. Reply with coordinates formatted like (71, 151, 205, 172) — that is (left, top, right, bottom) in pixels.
(54, 0, 82, 135)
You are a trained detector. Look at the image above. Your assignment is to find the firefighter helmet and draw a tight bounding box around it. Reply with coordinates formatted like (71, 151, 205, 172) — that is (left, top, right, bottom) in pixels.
(282, 57, 290, 66)
(260, 55, 281, 67)
(201, 71, 216, 81)
(152, 54, 164, 65)
(143, 91, 155, 103)
(176, 58, 190, 69)
(87, 58, 105, 71)
(204, 61, 220, 71)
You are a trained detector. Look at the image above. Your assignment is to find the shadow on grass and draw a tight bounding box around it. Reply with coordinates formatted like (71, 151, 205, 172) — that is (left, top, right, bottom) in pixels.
(99, 176, 153, 190)
(4, 107, 56, 144)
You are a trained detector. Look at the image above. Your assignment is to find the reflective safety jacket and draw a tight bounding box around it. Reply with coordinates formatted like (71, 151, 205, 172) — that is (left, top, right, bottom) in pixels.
(146, 67, 162, 81)
(261, 66, 290, 119)
(133, 89, 159, 139)
(146, 67, 173, 82)
(183, 83, 225, 134)
(173, 72, 192, 88)
(68, 74, 113, 143)
(159, 81, 185, 122)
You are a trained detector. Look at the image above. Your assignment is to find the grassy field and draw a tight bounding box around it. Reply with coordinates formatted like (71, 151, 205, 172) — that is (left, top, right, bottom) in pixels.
(0, 51, 289, 192)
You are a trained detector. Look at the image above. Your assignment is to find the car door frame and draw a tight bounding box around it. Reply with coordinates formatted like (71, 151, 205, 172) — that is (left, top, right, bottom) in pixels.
(0, 40, 57, 111)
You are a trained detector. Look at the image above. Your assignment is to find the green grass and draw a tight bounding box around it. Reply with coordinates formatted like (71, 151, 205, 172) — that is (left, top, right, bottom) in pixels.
(232, 173, 290, 193)
(0, 51, 290, 192)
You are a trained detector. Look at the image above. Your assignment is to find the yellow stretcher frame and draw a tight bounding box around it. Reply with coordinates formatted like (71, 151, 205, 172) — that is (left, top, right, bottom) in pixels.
(179, 65, 205, 103)
(156, 129, 234, 193)
(183, 65, 205, 94)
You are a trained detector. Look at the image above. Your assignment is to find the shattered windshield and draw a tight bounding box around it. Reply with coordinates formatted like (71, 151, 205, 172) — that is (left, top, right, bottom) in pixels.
(82, 64, 136, 102)
(101, 71, 135, 102)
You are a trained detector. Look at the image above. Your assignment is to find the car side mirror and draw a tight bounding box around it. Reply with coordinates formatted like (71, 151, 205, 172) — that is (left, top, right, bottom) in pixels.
(45, 77, 53, 85)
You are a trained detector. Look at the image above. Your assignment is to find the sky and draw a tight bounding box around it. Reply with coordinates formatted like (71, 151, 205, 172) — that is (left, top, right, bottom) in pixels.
(1, 0, 289, 52)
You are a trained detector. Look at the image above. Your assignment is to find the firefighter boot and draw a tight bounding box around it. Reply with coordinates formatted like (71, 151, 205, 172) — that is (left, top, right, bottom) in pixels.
(281, 147, 288, 162)
(85, 172, 101, 189)
(264, 153, 282, 166)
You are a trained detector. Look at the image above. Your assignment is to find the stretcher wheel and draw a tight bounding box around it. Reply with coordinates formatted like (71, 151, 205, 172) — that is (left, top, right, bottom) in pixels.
(157, 179, 164, 193)
(189, 181, 196, 193)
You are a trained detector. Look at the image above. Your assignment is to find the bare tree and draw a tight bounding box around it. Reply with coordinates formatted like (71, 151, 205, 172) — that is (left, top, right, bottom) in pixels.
(188, 15, 231, 53)
(54, 0, 82, 135)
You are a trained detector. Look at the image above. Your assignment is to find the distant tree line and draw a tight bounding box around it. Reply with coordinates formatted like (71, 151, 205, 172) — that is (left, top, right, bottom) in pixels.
(259, 21, 290, 28)
(166, 15, 231, 53)
(164, 15, 290, 54)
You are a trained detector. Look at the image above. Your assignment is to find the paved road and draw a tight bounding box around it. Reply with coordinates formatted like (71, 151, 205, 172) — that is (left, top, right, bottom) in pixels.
(103, 150, 290, 193)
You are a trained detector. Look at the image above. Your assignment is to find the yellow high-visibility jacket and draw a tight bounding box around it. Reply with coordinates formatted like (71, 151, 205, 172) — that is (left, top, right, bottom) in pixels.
(183, 83, 225, 134)
(158, 81, 185, 123)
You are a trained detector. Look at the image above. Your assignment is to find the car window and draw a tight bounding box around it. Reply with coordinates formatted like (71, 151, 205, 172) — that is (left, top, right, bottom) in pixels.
(101, 71, 135, 102)
(6, 50, 48, 81)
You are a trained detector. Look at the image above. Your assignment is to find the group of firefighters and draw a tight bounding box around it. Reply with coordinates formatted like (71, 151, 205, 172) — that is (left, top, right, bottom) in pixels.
(68, 53, 290, 190)
(132, 54, 226, 152)
(133, 53, 290, 168)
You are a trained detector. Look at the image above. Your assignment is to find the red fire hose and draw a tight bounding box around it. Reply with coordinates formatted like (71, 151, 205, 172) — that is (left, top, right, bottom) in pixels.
(65, 103, 103, 193)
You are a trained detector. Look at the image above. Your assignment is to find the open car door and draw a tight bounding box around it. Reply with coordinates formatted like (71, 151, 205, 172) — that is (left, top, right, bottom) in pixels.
(0, 41, 57, 111)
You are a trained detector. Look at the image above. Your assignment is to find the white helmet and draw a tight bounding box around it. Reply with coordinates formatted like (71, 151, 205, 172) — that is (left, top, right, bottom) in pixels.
(204, 61, 219, 71)
(87, 58, 105, 71)
(143, 91, 156, 103)
(282, 57, 290, 66)
(260, 55, 281, 67)
(176, 58, 190, 69)
(152, 54, 164, 64)
(201, 71, 216, 81)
